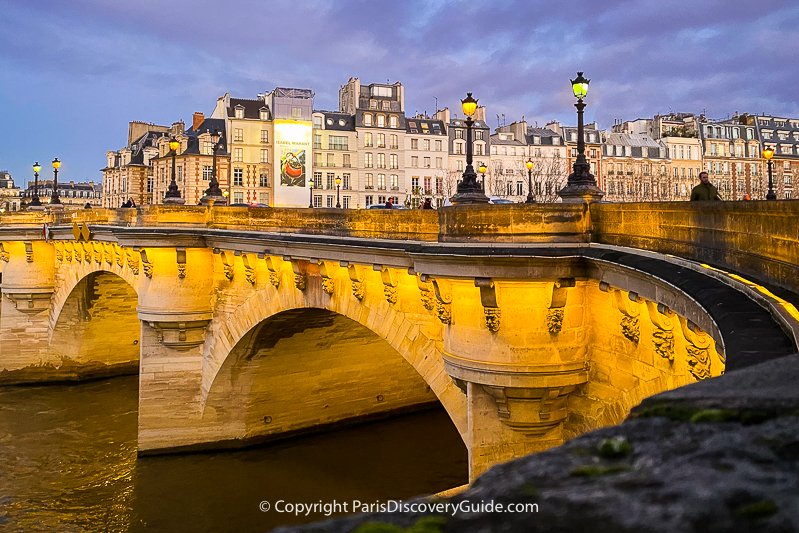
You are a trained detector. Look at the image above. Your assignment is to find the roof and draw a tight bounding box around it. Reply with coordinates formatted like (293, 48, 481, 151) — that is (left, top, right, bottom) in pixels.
(489, 134, 525, 146)
(184, 118, 228, 155)
(228, 98, 271, 120)
(316, 111, 356, 131)
(406, 118, 446, 135)
(604, 132, 661, 148)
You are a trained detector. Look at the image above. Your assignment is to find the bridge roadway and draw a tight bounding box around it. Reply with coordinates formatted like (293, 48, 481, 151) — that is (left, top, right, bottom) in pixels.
(0, 202, 796, 479)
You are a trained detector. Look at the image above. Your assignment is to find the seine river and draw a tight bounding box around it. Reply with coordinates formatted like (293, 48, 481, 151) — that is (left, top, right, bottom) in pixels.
(0, 376, 467, 532)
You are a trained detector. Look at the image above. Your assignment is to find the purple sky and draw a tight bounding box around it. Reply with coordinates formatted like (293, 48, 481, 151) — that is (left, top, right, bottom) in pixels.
(1, 0, 798, 186)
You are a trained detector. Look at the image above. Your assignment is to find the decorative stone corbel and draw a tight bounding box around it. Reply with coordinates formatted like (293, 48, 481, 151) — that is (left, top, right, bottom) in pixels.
(430, 277, 452, 325)
(481, 384, 580, 436)
(24, 242, 34, 263)
(83, 243, 91, 263)
(612, 288, 642, 344)
(546, 278, 574, 334)
(176, 249, 187, 279)
(4, 291, 53, 314)
(346, 262, 365, 301)
(265, 256, 282, 288)
(115, 246, 123, 268)
(416, 274, 435, 312)
(290, 259, 308, 291)
(216, 250, 234, 281)
(378, 265, 398, 305)
(678, 317, 713, 380)
(126, 249, 139, 275)
(475, 277, 500, 332)
(54, 243, 63, 263)
(147, 320, 211, 351)
(647, 301, 675, 362)
(241, 254, 257, 285)
(0, 243, 9, 263)
(93, 242, 102, 264)
(104, 243, 113, 265)
(318, 260, 337, 295)
(64, 242, 73, 263)
(74, 242, 85, 263)
(139, 249, 153, 278)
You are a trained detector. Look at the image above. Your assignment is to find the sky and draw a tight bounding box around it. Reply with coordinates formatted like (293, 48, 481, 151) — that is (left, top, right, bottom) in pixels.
(1, 0, 798, 186)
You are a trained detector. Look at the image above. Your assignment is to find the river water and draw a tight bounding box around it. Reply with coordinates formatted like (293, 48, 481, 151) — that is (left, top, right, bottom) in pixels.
(0, 376, 468, 532)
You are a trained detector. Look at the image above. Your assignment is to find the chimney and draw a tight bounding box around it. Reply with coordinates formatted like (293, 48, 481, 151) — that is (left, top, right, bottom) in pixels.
(192, 112, 205, 131)
(474, 105, 487, 123)
(170, 120, 185, 136)
(434, 107, 450, 124)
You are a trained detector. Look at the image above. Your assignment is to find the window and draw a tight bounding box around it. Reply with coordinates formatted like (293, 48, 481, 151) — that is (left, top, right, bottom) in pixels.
(517, 181, 524, 195)
(326, 153, 334, 167)
(203, 165, 213, 181)
(377, 153, 386, 168)
(177, 165, 183, 182)
(436, 157, 442, 169)
(454, 142, 464, 155)
(365, 173, 374, 189)
(234, 148, 243, 162)
(377, 115, 386, 127)
(343, 154, 351, 168)
(455, 129, 464, 140)
(343, 173, 350, 189)
(326, 196, 334, 208)
(261, 129, 269, 143)
(342, 196, 350, 209)
(313, 195, 322, 207)
(389, 116, 398, 128)
(475, 131, 483, 140)
(364, 153, 373, 168)
(423, 176, 431, 193)
(326, 173, 335, 189)
(377, 133, 385, 148)
(423, 139, 430, 151)
(411, 177, 420, 191)
(364, 132, 373, 147)
(457, 160, 463, 171)
(382, 101, 390, 110)
(329, 136, 348, 150)
(436, 177, 443, 194)
(259, 173, 269, 187)
(233, 168, 244, 186)
(363, 114, 372, 126)
(423, 156, 430, 168)
(313, 134, 322, 149)
(391, 174, 399, 190)
(313, 116, 323, 128)
(411, 139, 419, 150)
(435, 140, 442, 151)
(259, 192, 269, 205)
(234, 192, 244, 203)
(377, 174, 386, 189)
(390, 135, 398, 149)
(291, 107, 302, 119)
(411, 156, 418, 167)
(147, 176, 153, 193)
(390, 154, 398, 169)
(261, 149, 269, 163)
(370, 100, 378, 109)
(235, 107, 244, 119)
(234, 128, 243, 142)
(365, 195, 374, 207)
(475, 144, 483, 156)
(313, 172, 322, 186)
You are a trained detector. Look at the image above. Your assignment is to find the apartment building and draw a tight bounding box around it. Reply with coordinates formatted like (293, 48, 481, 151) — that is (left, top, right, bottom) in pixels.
(436, 106, 490, 199)
(698, 117, 762, 200)
(546, 120, 602, 188)
(150, 118, 230, 205)
(744, 114, 799, 199)
(312, 111, 357, 208)
(102, 121, 167, 207)
(601, 132, 668, 201)
(405, 116, 448, 207)
(340, 78, 406, 207)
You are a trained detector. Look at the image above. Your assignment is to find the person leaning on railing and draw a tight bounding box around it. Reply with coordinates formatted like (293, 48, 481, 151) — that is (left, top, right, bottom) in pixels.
(690, 171, 722, 201)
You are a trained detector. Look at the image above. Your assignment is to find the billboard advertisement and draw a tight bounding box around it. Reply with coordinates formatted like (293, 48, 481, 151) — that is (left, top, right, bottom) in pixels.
(273, 119, 313, 207)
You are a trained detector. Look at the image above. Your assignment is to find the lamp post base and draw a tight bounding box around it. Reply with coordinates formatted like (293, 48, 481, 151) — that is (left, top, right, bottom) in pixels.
(450, 191, 490, 205)
(200, 194, 227, 206)
(558, 182, 604, 204)
(163, 196, 186, 205)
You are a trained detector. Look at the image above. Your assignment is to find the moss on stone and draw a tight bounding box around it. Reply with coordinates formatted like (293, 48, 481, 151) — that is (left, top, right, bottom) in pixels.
(734, 499, 779, 520)
(597, 436, 632, 458)
(689, 409, 738, 423)
(570, 464, 630, 477)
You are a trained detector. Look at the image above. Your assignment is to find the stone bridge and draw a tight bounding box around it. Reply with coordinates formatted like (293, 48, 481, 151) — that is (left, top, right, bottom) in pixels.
(0, 203, 797, 479)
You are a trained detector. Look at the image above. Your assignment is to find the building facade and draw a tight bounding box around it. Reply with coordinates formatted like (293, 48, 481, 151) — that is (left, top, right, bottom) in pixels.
(405, 116, 448, 207)
(312, 111, 357, 208)
(102, 121, 167, 208)
(601, 132, 668, 202)
(745, 114, 799, 199)
(0, 171, 22, 211)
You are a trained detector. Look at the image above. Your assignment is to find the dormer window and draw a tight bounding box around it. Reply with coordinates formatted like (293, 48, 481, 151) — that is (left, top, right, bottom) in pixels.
(363, 113, 373, 126)
(260, 108, 269, 121)
(235, 105, 244, 119)
(389, 115, 398, 128)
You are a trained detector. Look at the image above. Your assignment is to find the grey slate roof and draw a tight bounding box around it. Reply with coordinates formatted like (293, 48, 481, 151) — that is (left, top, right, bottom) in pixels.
(228, 98, 271, 120)
(184, 118, 229, 155)
(316, 111, 356, 131)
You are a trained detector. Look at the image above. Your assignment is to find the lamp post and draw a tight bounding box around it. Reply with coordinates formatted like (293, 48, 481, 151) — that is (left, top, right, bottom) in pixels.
(308, 179, 315, 208)
(335, 176, 342, 208)
(763, 146, 776, 200)
(201, 130, 227, 205)
(558, 72, 604, 203)
(450, 93, 489, 204)
(31, 162, 42, 207)
(478, 162, 487, 192)
(164, 137, 185, 204)
(50, 158, 61, 204)
(525, 158, 536, 203)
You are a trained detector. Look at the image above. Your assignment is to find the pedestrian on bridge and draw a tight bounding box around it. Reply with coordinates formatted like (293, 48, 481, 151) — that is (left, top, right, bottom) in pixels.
(690, 171, 722, 201)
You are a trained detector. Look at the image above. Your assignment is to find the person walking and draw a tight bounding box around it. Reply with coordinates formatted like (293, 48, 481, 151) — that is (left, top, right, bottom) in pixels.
(422, 198, 433, 209)
(690, 171, 722, 201)
(385, 198, 393, 208)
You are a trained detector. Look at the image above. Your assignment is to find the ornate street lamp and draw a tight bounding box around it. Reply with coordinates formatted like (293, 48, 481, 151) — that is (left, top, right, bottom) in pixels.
(201, 129, 227, 205)
(31, 162, 42, 207)
(308, 179, 315, 208)
(164, 137, 185, 204)
(525, 158, 536, 204)
(450, 93, 489, 204)
(558, 72, 604, 203)
(763, 146, 776, 200)
(478, 162, 487, 192)
(51, 158, 61, 204)
(335, 176, 342, 208)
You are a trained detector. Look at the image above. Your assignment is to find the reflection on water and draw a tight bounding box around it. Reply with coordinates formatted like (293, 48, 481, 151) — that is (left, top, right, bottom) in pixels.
(0, 376, 468, 532)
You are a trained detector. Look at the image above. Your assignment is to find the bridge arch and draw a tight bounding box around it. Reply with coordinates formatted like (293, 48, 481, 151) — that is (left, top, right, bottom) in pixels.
(200, 264, 467, 444)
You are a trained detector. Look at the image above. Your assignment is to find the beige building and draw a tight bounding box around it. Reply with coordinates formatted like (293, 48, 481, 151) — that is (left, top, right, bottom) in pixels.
(745, 114, 798, 199)
(405, 116, 448, 207)
(546, 120, 602, 189)
(340, 78, 407, 207)
(150, 119, 231, 205)
(211, 95, 273, 205)
(699, 117, 762, 200)
(102, 121, 167, 207)
(435, 106, 490, 200)
(312, 111, 358, 208)
(601, 132, 669, 201)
